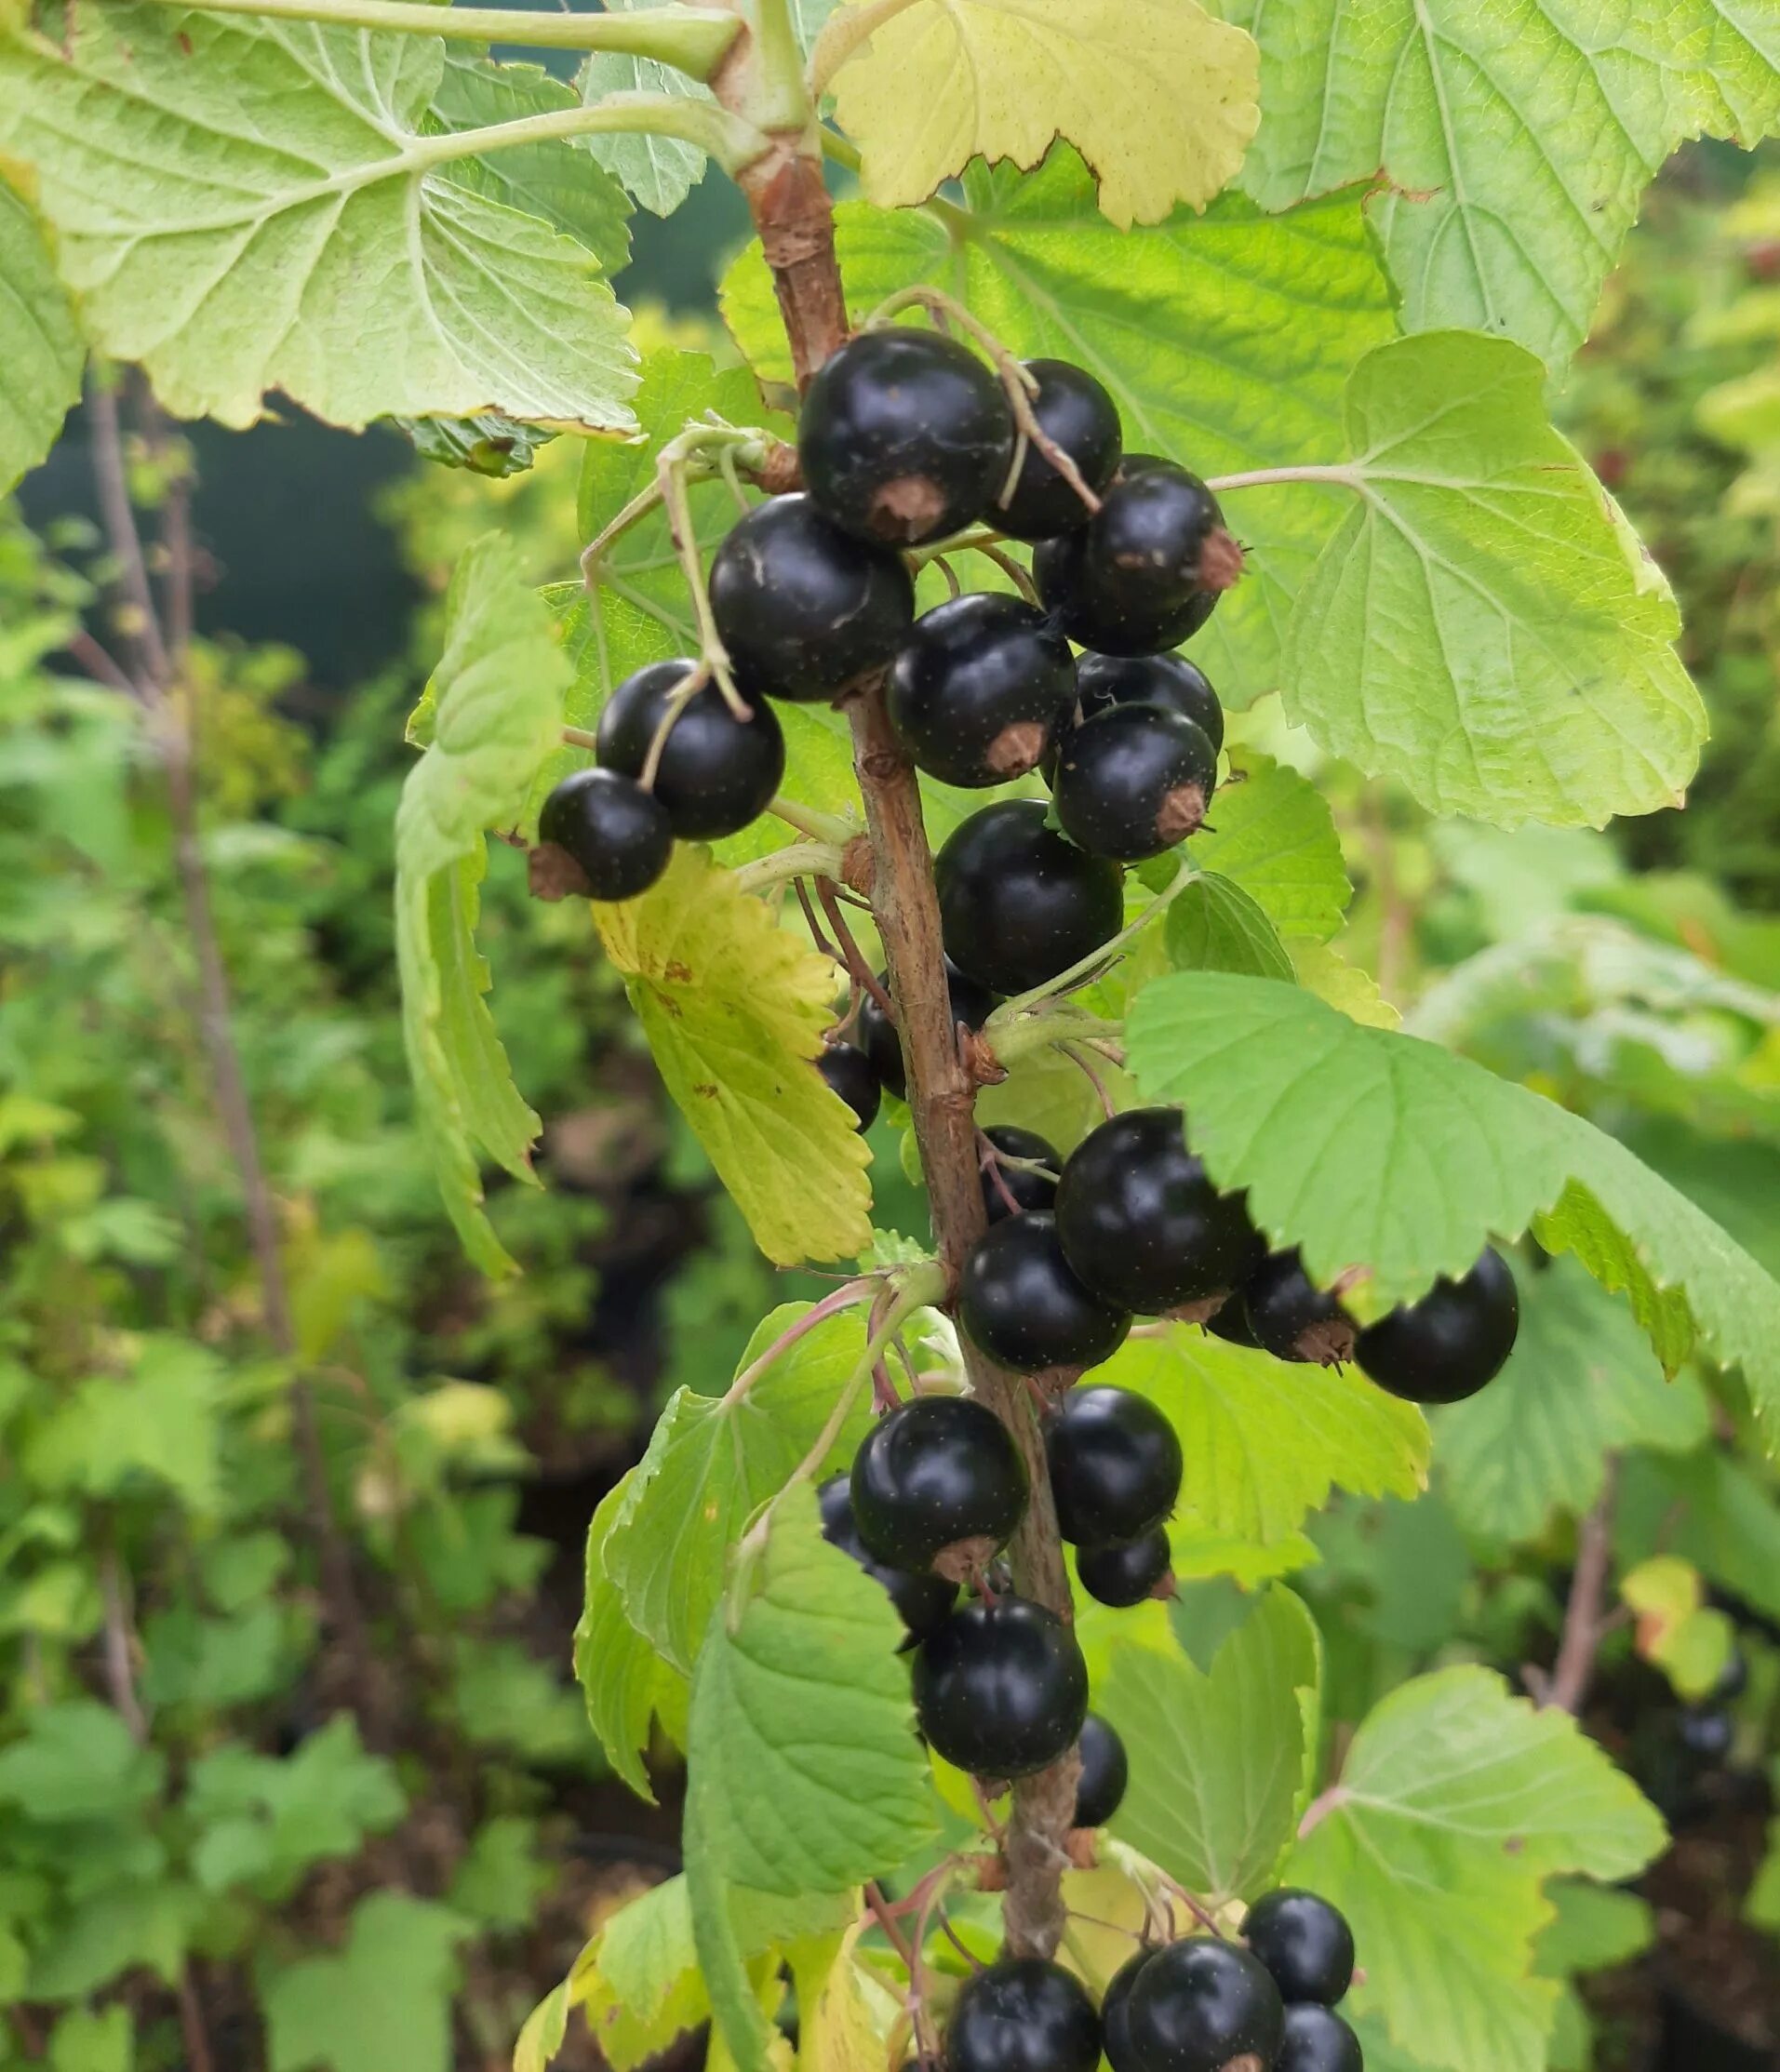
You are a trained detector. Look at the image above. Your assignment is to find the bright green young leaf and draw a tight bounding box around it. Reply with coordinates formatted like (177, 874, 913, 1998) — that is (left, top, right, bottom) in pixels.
(1185, 751, 1351, 941)
(1125, 973, 1780, 1437)
(1279, 332, 1706, 829)
(1095, 1324, 1429, 1544)
(1285, 1667, 1666, 2072)
(1290, 939, 1400, 1028)
(0, 7, 637, 432)
(561, 1875, 722, 2071)
(514, 1986, 569, 2072)
(724, 162, 1397, 694)
(574, 1472, 686, 1801)
(1220, 0, 1780, 368)
(0, 1703, 162, 1823)
(1619, 1555, 1736, 1700)
(605, 1303, 876, 1672)
(1098, 1585, 1319, 1904)
(594, 847, 873, 1266)
(1435, 1256, 1710, 1544)
(263, 1893, 469, 2072)
(20, 1337, 224, 1513)
(1166, 873, 1294, 980)
(0, 177, 81, 494)
(823, 0, 1259, 228)
(47, 2006, 133, 2072)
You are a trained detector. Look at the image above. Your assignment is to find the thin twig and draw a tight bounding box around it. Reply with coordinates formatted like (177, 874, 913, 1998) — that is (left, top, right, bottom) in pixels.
(1540, 1461, 1620, 1715)
(98, 1550, 148, 1744)
(818, 877, 895, 1023)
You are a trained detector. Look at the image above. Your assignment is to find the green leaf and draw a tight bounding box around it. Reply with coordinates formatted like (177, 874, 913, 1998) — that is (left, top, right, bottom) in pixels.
(0, 7, 637, 432)
(1615, 1447, 1780, 1623)
(1285, 1666, 1666, 2072)
(1093, 1324, 1430, 1544)
(0, 1703, 161, 1823)
(573, 1472, 687, 1801)
(31, 1884, 203, 2000)
(1166, 873, 1295, 979)
(21, 1337, 224, 1513)
(395, 410, 557, 478)
(607, 1304, 876, 1672)
(1098, 1584, 1319, 1904)
(1280, 332, 1705, 828)
(722, 160, 1396, 695)
(594, 847, 873, 1266)
(1534, 1878, 1654, 1978)
(1619, 1556, 1735, 1700)
(47, 2007, 133, 2072)
(1124, 972, 1780, 1437)
(1435, 1256, 1710, 1544)
(0, 177, 81, 494)
(571, 1877, 713, 2071)
(1221, 0, 1780, 368)
(578, 0, 715, 217)
(1185, 751, 1350, 941)
(1747, 1815, 1780, 1935)
(448, 1817, 553, 1932)
(264, 1895, 468, 2072)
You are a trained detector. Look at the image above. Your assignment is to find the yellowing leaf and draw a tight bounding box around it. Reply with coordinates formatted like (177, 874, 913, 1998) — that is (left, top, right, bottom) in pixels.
(1620, 1556, 1735, 1701)
(823, 0, 1259, 228)
(793, 1919, 898, 2072)
(595, 848, 872, 1265)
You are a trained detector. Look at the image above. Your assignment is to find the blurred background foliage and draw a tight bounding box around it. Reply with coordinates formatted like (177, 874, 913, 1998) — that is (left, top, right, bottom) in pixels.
(0, 144, 1776, 2071)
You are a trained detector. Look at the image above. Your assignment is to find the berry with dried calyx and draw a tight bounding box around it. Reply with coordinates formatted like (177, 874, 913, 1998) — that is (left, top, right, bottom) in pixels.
(1242, 1250, 1355, 1366)
(1051, 703, 1218, 861)
(1077, 1528, 1172, 1608)
(538, 768, 672, 902)
(850, 1395, 1027, 1576)
(888, 592, 1076, 787)
(1121, 1936, 1285, 2072)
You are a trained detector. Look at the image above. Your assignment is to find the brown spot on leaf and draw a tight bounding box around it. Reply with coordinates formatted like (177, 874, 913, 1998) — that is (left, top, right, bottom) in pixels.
(692, 1082, 720, 1100)
(663, 959, 693, 983)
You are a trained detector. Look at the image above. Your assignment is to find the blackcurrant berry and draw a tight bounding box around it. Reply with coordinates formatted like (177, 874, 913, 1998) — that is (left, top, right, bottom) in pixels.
(995, 359, 1123, 542)
(1073, 1713, 1130, 1828)
(947, 1957, 1102, 2072)
(538, 768, 672, 902)
(1243, 1250, 1355, 1366)
(1276, 2004, 1364, 2072)
(1204, 1296, 1261, 1349)
(1714, 1650, 1749, 1703)
(850, 1395, 1027, 1574)
(817, 1472, 957, 1640)
(1075, 650, 1225, 757)
(1679, 1705, 1734, 1763)
(1052, 704, 1218, 860)
(888, 594, 1075, 786)
(936, 800, 1125, 996)
(1354, 1247, 1519, 1404)
(1242, 1890, 1355, 2007)
(913, 1594, 1089, 1778)
(1046, 1384, 1183, 1549)
(1077, 1529, 1171, 1608)
(708, 494, 915, 704)
(981, 1124, 1062, 1223)
(857, 961, 997, 1103)
(816, 1041, 881, 1132)
(1102, 1948, 1155, 2072)
(799, 329, 1014, 546)
(1055, 1108, 1264, 1315)
(1123, 1937, 1285, 2072)
(596, 659, 784, 841)
(958, 1214, 1131, 1375)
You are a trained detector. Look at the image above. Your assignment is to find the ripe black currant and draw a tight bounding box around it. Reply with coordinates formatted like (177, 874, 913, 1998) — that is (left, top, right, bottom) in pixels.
(1354, 1247, 1519, 1404)
(857, 961, 997, 1103)
(1204, 1296, 1262, 1349)
(1073, 1713, 1129, 1828)
(708, 494, 916, 704)
(1714, 1651, 1749, 1703)
(913, 1594, 1089, 1778)
(958, 1214, 1131, 1375)
(1052, 704, 1218, 861)
(1243, 1250, 1355, 1366)
(1275, 2004, 1364, 2072)
(888, 594, 1076, 786)
(816, 1041, 881, 1132)
(1102, 1948, 1154, 2072)
(936, 800, 1125, 996)
(1055, 1108, 1265, 1316)
(538, 768, 672, 902)
(798, 329, 1013, 546)
(995, 359, 1123, 541)
(850, 1395, 1027, 1574)
(1242, 1890, 1355, 2007)
(1075, 650, 1225, 757)
(947, 1957, 1102, 2072)
(817, 1473, 958, 1640)
(1046, 1385, 1182, 1549)
(1679, 1705, 1734, 1763)
(596, 659, 784, 840)
(1077, 1528, 1171, 1608)
(981, 1124, 1062, 1223)
(1123, 1937, 1286, 2072)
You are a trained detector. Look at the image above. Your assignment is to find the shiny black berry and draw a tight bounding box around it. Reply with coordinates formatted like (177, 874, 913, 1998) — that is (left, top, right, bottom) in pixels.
(1075, 651, 1225, 757)
(913, 1594, 1089, 1778)
(709, 494, 915, 704)
(1204, 1296, 1262, 1349)
(1679, 1705, 1734, 1763)
(1073, 1713, 1129, 1828)
(948, 1958, 1102, 2072)
(995, 359, 1123, 542)
(816, 1042, 880, 1132)
(850, 1395, 1027, 1574)
(1052, 705, 1218, 861)
(1242, 1890, 1355, 2007)
(888, 594, 1075, 786)
(1123, 1937, 1285, 2072)
(1077, 1529, 1171, 1608)
(959, 1213, 1131, 1375)
(1046, 1385, 1182, 1549)
(981, 1124, 1062, 1223)
(817, 1472, 957, 1640)
(1102, 1948, 1154, 2072)
(1354, 1248, 1519, 1405)
(936, 800, 1125, 996)
(1243, 1250, 1354, 1366)
(539, 768, 672, 902)
(799, 329, 1014, 546)
(596, 659, 783, 840)
(1276, 2004, 1364, 2072)
(857, 960, 997, 1103)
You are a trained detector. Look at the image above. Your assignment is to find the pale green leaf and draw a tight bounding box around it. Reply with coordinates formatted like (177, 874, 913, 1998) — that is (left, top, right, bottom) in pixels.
(1615, 1446, 1780, 1624)
(396, 409, 556, 478)
(1185, 750, 1350, 941)
(573, 1471, 686, 1801)
(0, 176, 81, 493)
(1534, 1878, 1655, 1978)
(578, 0, 714, 217)
(568, 1876, 713, 2071)
(0, 1702, 162, 1823)
(21, 1337, 224, 1513)
(1166, 873, 1294, 980)
(514, 1986, 569, 2072)
(31, 1884, 202, 1999)
(264, 1894, 468, 2072)
(47, 2007, 132, 2072)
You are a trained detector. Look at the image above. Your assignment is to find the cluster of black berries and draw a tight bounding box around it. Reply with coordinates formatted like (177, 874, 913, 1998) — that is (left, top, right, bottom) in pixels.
(946, 1888, 1362, 2072)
